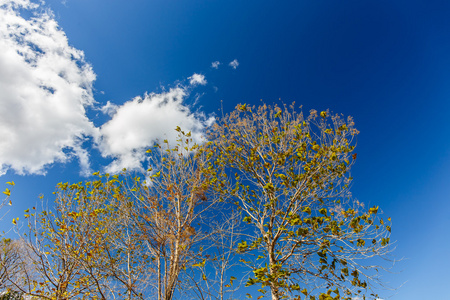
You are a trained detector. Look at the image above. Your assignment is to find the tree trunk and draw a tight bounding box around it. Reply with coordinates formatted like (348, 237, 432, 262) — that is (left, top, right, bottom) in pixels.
(157, 252, 162, 300)
(268, 241, 280, 300)
(164, 241, 180, 300)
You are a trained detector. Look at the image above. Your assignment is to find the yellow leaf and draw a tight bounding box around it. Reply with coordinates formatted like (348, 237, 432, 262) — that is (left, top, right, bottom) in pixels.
(3, 188, 10, 196)
(6, 181, 15, 186)
(192, 259, 206, 268)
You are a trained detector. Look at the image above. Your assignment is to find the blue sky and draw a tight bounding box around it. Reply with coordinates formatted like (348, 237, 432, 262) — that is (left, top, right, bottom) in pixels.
(1, 0, 449, 298)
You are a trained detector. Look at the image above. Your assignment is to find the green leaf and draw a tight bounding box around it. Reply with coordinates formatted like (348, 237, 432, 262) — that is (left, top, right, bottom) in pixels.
(243, 216, 252, 224)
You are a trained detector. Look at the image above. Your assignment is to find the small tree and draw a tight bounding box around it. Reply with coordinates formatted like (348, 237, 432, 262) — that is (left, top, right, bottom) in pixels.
(0, 238, 27, 298)
(209, 104, 392, 300)
(14, 175, 150, 299)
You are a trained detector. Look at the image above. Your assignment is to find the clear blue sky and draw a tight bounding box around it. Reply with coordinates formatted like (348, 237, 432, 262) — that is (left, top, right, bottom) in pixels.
(1, 0, 449, 298)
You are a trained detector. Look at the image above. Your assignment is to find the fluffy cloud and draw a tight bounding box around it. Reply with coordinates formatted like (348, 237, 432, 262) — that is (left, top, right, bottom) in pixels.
(229, 59, 239, 69)
(188, 73, 207, 86)
(0, 0, 97, 175)
(98, 87, 215, 173)
(0, 0, 214, 176)
(100, 101, 119, 117)
(211, 61, 220, 69)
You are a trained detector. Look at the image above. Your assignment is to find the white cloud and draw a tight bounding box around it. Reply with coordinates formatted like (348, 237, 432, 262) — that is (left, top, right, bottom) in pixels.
(188, 73, 207, 86)
(98, 87, 215, 173)
(0, 0, 215, 176)
(100, 101, 119, 117)
(0, 0, 97, 175)
(229, 59, 239, 69)
(211, 61, 220, 69)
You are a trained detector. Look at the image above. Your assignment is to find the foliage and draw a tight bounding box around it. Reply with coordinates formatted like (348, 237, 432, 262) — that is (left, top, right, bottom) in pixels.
(208, 103, 392, 300)
(14, 175, 150, 299)
(0, 238, 27, 297)
(1, 103, 394, 300)
(0, 290, 23, 300)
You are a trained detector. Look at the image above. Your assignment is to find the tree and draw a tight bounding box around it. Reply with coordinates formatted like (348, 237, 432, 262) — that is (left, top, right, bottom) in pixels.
(209, 104, 392, 300)
(0, 238, 28, 298)
(14, 175, 151, 299)
(135, 130, 221, 300)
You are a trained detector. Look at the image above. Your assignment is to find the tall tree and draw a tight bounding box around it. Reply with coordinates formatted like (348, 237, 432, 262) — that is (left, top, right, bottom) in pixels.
(135, 130, 220, 300)
(209, 104, 392, 300)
